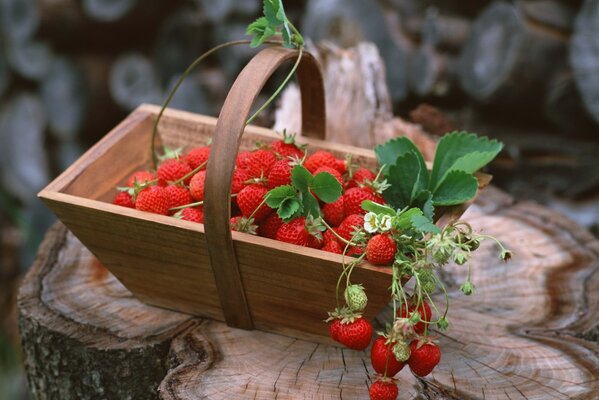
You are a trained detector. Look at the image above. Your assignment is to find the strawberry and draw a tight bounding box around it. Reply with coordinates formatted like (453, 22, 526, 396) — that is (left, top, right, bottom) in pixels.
(259, 212, 284, 239)
(237, 184, 271, 222)
(189, 171, 207, 202)
(231, 168, 249, 197)
(271, 131, 305, 159)
(127, 170, 156, 187)
(408, 340, 441, 377)
(304, 150, 338, 174)
(184, 146, 210, 170)
(180, 207, 204, 223)
(347, 246, 365, 257)
(165, 185, 193, 212)
(398, 301, 432, 334)
(322, 230, 343, 254)
(335, 158, 347, 174)
(113, 192, 135, 208)
(369, 379, 398, 400)
(321, 196, 345, 226)
(344, 187, 384, 215)
(276, 217, 310, 246)
(267, 159, 293, 189)
(371, 336, 405, 377)
(336, 214, 364, 241)
(328, 319, 343, 342)
(313, 166, 344, 186)
(307, 233, 323, 249)
(337, 317, 373, 350)
(347, 167, 376, 189)
(366, 234, 397, 265)
(236, 150, 251, 169)
(246, 149, 277, 179)
(231, 216, 258, 235)
(157, 158, 192, 184)
(135, 186, 170, 215)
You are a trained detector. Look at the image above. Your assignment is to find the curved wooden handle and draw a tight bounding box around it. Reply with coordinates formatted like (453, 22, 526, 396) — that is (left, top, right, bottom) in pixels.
(203, 47, 326, 329)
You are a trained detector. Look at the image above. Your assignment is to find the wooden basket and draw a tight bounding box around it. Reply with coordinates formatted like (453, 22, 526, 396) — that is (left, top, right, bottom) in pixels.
(39, 47, 484, 344)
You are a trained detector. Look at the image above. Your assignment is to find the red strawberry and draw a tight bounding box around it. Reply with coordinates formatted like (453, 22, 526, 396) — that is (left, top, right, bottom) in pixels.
(237, 184, 271, 222)
(259, 212, 284, 239)
(329, 319, 343, 342)
(366, 234, 397, 265)
(127, 170, 156, 187)
(408, 341, 441, 377)
(335, 158, 347, 174)
(322, 230, 343, 254)
(398, 301, 432, 334)
(276, 217, 310, 246)
(165, 185, 193, 212)
(267, 159, 293, 189)
(337, 317, 373, 350)
(189, 171, 206, 202)
(184, 146, 210, 170)
(313, 166, 344, 186)
(180, 207, 204, 223)
(347, 167, 376, 189)
(371, 336, 405, 377)
(336, 214, 364, 241)
(347, 245, 365, 257)
(321, 196, 345, 226)
(344, 187, 384, 215)
(236, 150, 251, 169)
(157, 159, 192, 184)
(369, 380, 398, 400)
(307, 234, 323, 249)
(271, 132, 305, 159)
(135, 186, 170, 215)
(113, 192, 135, 208)
(231, 168, 249, 196)
(304, 150, 337, 174)
(246, 149, 277, 179)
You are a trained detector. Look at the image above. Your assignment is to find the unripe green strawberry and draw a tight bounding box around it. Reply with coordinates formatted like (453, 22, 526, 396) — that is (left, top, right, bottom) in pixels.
(392, 341, 411, 362)
(418, 268, 436, 293)
(344, 284, 368, 312)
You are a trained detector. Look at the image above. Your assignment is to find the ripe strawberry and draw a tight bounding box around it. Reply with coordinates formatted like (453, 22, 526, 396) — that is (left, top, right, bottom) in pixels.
(371, 336, 405, 377)
(184, 146, 210, 170)
(127, 170, 156, 187)
(337, 317, 373, 350)
(344, 187, 384, 215)
(180, 207, 204, 223)
(366, 234, 397, 265)
(189, 171, 206, 202)
(271, 132, 305, 159)
(321, 196, 345, 226)
(347, 167, 376, 189)
(313, 166, 344, 186)
(322, 230, 343, 254)
(347, 246, 365, 257)
(398, 301, 432, 334)
(369, 379, 398, 400)
(335, 158, 347, 174)
(259, 212, 284, 239)
(307, 234, 323, 249)
(336, 214, 364, 241)
(267, 159, 293, 189)
(165, 185, 193, 212)
(231, 168, 249, 196)
(236, 150, 251, 169)
(276, 217, 310, 246)
(237, 184, 271, 222)
(246, 149, 277, 179)
(304, 150, 338, 174)
(135, 186, 170, 215)
(113, 192, 135, 208)
(157, 159, 192, 184)
(408, 340, 441, 377)
(329, 319, 343, 342)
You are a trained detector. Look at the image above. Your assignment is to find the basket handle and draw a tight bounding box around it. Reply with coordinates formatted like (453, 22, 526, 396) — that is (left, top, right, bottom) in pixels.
(203, 47, 326, 330)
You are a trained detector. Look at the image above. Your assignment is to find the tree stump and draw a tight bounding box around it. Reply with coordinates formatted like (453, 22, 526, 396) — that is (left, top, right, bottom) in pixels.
(18, 186, 599, 399)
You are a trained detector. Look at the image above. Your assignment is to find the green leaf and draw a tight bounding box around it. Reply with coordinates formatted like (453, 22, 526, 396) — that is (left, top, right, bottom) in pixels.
(412, 190, 434, 220)
(311, 172, 342, 203)
(265, 185, 296, 208)
(394, 208, 424, 231)
(432, 170, 478, 206)
(302, 192, 320, 218)
(278, 198, 301, 221)
(291, 165, 313, 192)
(382, 151, 427, 209)
(411, 215, 441, 234)
(263, 0, 284, 25)
(374, 137, 427, 175)
(430, 131, 502, 189)
(361, 200, 396, 216)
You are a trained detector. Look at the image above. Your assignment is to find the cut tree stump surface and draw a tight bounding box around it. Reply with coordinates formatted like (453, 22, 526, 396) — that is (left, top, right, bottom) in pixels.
(18, 186, 599, 399)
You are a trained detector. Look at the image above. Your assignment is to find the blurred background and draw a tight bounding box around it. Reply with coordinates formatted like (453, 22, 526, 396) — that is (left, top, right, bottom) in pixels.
(1, 0, 598, 398)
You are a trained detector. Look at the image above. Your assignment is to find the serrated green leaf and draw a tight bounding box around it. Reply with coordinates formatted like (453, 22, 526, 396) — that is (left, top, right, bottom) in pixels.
(291, 165, 313, 192)
(422, 192, 434, 220)
(382, 151, 427, 210)
(311, 172, 342, 203)
(411, 215, 441, 234)
(430, 131, 502, 189)
(394, 208, 424, 231)
(246, 17, 269, 34)
(302, 192, 320, 218)
(263, 0, 283, 25)
(361, 200, 395, 216)
(432, 170, 478, 206)
(411, 190, 434, 220)
(375, 137, 427, 176)
(265, 185, 296, 208)
(278, 197, 301, 220)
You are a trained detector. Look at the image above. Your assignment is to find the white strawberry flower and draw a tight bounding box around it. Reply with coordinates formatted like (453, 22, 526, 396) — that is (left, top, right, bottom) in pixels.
(364, 212, 379, 233)
(379, 214, 392, 232)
